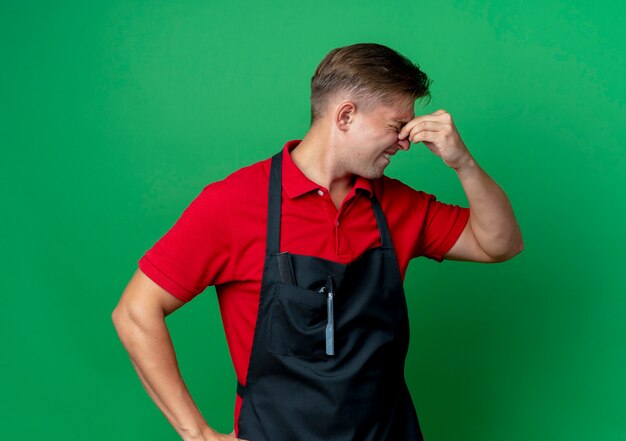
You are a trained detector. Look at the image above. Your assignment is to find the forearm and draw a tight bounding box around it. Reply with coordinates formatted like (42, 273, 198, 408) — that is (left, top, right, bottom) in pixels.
(455, 154, 524, 259)
(112, 308, 218, 441)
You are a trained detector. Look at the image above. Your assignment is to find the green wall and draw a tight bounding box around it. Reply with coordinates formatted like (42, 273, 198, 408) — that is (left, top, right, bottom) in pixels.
(2, 1, 625, 439)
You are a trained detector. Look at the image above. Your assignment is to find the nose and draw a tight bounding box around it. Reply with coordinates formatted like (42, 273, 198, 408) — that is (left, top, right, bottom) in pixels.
(397, 137, 411, 151)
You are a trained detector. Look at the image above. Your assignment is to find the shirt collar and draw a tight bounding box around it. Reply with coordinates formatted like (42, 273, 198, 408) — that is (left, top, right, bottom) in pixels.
(281, 139, 374, 199)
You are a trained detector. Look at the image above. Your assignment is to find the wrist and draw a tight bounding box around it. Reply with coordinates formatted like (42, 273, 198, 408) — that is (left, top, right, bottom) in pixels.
(454, 154, 478, 175)
(180, 425, 218, 441)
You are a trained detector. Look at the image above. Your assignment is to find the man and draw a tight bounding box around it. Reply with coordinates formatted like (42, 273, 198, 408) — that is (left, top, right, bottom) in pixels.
(112, 43, 523, 441)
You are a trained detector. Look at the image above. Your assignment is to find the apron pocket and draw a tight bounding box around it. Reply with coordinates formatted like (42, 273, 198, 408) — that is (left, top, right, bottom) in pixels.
(269, 282, 328, 359)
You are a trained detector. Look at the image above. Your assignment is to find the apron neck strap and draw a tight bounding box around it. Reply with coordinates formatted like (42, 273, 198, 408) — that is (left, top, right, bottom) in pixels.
(266, 151, 393, 254)
(369, 194, 393, 248)
(266, 151, 283, 254)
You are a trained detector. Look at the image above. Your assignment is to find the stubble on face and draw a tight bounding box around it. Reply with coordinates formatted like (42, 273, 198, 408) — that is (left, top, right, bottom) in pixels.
(336, 96, 415, 180)
(339, 143, 389, 180)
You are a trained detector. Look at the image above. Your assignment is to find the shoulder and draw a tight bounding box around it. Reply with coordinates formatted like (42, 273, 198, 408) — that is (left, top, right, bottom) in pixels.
(372, 175, 435, 209)
(197, 155, 272, 204)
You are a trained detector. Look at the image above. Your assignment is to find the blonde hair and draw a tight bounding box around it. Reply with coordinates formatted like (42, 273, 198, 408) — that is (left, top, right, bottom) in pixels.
(310, 43, 432, 126)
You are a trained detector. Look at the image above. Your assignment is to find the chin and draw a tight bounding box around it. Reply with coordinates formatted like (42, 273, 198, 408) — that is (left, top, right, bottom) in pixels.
(349, 161, 385, 180)
(361, 168, 385, 180)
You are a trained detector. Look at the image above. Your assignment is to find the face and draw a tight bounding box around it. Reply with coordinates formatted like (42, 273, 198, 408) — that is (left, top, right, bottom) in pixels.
(336, 97, 415, 179)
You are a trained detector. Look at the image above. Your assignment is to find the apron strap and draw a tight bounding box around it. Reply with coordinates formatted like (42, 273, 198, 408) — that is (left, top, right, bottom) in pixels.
(237, 381, 247, 398)
(369, 195, 393, 248)
(266, 151, 283, 254)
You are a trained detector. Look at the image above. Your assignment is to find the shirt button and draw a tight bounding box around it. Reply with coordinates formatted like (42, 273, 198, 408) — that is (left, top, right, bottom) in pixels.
(317, 189, 324, 196)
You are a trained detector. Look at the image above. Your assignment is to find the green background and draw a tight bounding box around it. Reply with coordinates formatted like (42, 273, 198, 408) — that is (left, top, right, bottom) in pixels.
(2, 1, 625, 440)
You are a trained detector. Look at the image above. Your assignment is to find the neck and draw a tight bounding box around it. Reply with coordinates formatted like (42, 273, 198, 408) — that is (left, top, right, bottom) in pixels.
(290, 126, 354, 195)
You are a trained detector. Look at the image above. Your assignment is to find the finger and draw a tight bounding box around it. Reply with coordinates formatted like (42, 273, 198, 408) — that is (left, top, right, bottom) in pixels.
(412, 120, 446, 134)
(410, 130, 440, 145)
(403, 121, 446, 142)
(398, 117, 445, 140)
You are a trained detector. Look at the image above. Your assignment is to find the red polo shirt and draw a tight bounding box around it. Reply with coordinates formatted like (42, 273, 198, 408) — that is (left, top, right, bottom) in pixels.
(138, 139, 470, 432)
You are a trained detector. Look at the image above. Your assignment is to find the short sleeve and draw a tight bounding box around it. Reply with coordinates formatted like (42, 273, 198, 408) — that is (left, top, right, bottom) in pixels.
(414, 193, 470, 263)
(138, 182, 235, 302)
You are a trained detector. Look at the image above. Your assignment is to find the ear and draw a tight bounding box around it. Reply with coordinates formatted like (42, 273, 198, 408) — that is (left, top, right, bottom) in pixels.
(335, 101, 356, 132)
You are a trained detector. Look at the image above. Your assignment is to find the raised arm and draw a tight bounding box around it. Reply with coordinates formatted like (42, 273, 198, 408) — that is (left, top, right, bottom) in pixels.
(398, 109, 524, 263)
(111, 268, 246, 441)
